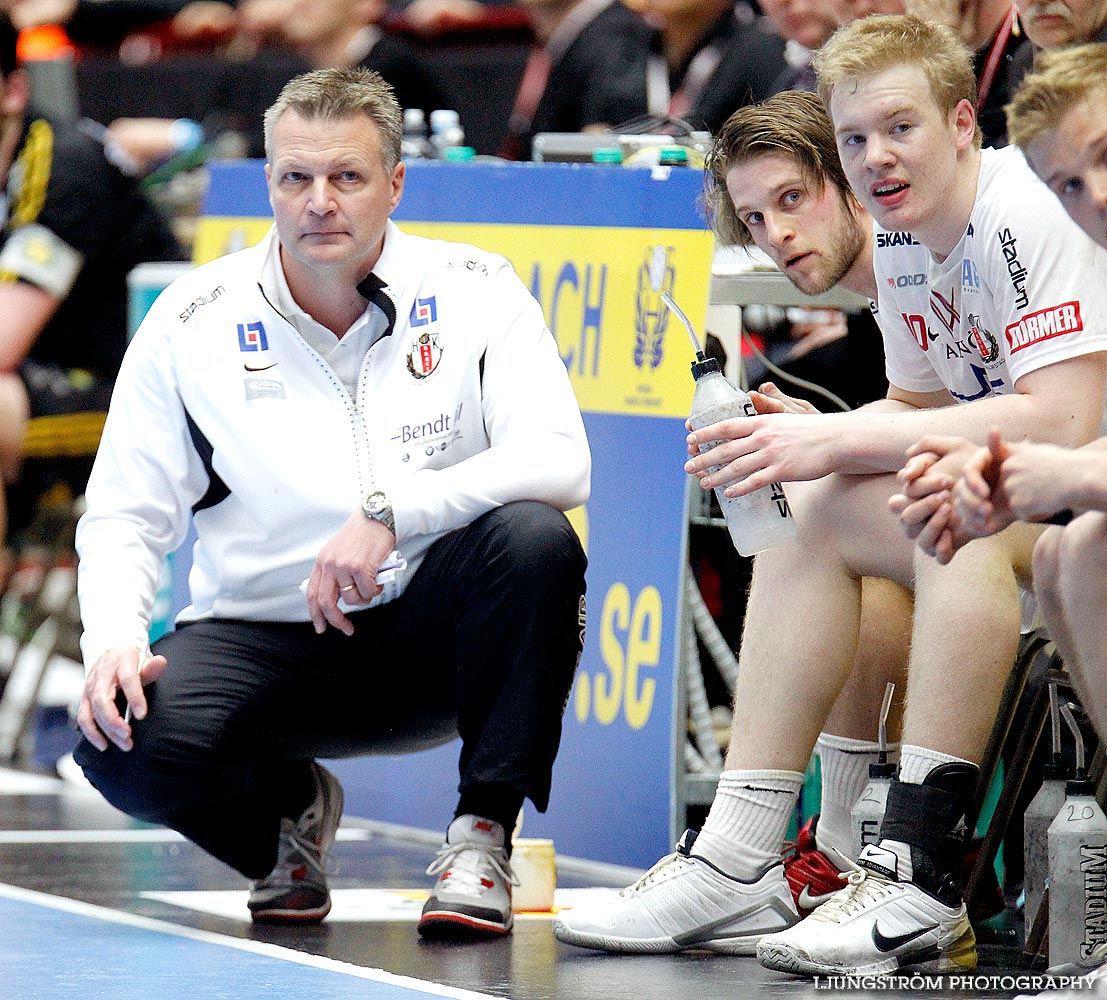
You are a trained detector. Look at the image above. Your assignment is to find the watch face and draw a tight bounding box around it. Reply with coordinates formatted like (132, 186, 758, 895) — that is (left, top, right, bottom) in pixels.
(363, 492, 393, 531)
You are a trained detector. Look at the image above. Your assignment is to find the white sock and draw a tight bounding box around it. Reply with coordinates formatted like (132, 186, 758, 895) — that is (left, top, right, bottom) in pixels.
(875, 744, 972, 879)
(694, 769, 804, 880)
(896, 744, 967, 785)
(814, 732, 899, 862)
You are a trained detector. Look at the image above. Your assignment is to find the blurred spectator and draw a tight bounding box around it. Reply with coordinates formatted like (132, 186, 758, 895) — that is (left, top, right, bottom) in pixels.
(5, 0, 239, 53)
(236, 0, 449, 113)
(630, 0, 786, 134)
(906, 0, 1026, 144)
(1007, 0, 1107, 88)
(0, 11, 181, 545)
(825, 0, 903, 24)
(391, 0, 490, 35)
(759, 0, 838, 91)
(498, 0, 652, 160)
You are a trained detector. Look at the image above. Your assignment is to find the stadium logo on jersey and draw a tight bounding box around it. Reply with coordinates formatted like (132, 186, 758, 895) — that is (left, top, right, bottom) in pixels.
(446, 259, 488, 276)
(407, 330, 443, 378)
(634, 245, 670, 371)
(237, 321, 268, 352)
(876, 232, 920, 248)
(967, 313, 1000, 364)
(998, 229, 1029, 310)
(888, 272, 926, 288)
(181, 286, 225, 323)
(1006, 301, 1082, 353)
(410, 296, 438, 327)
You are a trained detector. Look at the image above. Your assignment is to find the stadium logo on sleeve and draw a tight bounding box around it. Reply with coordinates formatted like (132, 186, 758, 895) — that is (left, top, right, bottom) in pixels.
(998, 228, 1029, 310)
(410, 296, 438, 327)
(1005, 301, 1082, 353)
(237, 321, 269, 352)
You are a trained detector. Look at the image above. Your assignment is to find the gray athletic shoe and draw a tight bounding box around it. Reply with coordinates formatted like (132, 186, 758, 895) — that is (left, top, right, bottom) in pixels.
(248, 761, 344, 923)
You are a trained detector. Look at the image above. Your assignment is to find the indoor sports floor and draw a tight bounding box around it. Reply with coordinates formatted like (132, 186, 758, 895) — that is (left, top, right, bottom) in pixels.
(0, 766, 1036, 1000)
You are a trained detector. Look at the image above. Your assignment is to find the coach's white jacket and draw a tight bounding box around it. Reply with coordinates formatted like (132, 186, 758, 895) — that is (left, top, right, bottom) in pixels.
(77, 222, 591, 671)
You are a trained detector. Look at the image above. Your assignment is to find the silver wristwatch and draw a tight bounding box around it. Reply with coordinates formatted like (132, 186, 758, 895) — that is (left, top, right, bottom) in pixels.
(361, 490, 395, 535)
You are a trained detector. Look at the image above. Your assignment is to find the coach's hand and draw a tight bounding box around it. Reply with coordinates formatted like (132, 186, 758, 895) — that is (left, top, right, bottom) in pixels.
(78, 648, 168, 752)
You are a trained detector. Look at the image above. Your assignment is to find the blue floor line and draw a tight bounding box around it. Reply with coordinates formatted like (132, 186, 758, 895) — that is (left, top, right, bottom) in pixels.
(0, 884, 500, 1000)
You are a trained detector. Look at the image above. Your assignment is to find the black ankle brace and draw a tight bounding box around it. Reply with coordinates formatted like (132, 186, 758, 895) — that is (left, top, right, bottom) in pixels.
(878, 762, 978, 905)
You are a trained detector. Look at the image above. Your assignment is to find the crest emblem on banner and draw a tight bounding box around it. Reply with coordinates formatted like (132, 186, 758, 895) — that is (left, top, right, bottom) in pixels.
(634, 246, 671, 371)
(408, 331, 442, 378)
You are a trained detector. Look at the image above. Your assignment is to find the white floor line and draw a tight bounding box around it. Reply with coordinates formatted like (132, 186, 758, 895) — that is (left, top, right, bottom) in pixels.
(0, 882, 505, 1000)
(0, 767, 65, 794)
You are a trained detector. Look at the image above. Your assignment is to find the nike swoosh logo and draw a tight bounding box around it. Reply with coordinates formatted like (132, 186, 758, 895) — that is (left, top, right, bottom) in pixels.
(244, 362, 278, 372)
(798, 884, 841, 909)
(871, 922, 938, 953)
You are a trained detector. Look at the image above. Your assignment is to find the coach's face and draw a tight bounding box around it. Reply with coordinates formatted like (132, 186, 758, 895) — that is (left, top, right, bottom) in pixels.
(726, 152, 867, 295)
(1025, 95, 1107, 250)
(266, 109, 404, 283)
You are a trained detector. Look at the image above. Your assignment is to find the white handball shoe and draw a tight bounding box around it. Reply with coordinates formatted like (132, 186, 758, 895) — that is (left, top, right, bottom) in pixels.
(756, 844, 977, 977)
(553, 829, 799, 954)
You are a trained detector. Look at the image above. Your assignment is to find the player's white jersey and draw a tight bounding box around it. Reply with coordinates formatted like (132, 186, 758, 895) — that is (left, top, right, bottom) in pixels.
(875, 145, 1107, 404)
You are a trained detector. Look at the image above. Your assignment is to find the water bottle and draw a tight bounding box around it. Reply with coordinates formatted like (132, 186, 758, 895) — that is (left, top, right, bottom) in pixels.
(1025, 681, 1069, 937)
(1047, 704, 1107, 968)
(850, 682, 897, 860)
(429, 109, 465, 160)
(851, 761, 896, 861)
(401, 108, 430, 161)
(688, 355, 795, 556)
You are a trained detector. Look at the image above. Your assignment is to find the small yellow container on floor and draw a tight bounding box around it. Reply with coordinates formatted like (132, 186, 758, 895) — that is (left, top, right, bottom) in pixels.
(512, 838, 556, 912)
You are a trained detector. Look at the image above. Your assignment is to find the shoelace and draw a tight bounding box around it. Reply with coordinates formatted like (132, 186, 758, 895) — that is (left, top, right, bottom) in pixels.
(623, 850, 687, 895)
(257, 821, 338, 884)
(809, 862, 896, 923)
(426, 840, 519, 894)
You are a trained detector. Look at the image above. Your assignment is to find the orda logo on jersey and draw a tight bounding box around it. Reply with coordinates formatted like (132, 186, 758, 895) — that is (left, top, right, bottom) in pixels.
(888, 272, 926, 289)
(633, 245, 671, 371)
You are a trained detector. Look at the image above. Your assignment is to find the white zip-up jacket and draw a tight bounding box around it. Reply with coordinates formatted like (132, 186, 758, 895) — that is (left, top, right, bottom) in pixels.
(76, 222, 591, 671)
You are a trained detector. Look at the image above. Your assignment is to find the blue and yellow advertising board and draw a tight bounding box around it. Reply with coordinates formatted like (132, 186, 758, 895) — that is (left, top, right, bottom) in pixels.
(195, 161, 713, 868)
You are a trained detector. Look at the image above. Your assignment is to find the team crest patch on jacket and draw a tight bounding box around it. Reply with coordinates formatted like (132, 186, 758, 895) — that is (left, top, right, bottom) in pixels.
(408, 331, 442, 378)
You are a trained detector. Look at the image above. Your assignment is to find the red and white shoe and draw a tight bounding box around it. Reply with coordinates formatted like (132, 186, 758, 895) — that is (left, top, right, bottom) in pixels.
(783, 815, 850, 915)
(418, 815, 518, 939)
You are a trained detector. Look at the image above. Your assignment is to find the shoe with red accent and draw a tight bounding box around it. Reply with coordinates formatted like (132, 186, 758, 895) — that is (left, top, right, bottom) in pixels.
(784, 815, 849, 915)
(418, 815, 518, 939)
(248, 761, 344, 923)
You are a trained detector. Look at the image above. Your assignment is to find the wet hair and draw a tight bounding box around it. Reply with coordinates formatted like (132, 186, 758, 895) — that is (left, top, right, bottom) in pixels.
(704, 90, 858, 247)
(263, 66, 402, 171)
(1007, 43, 1107, 154)
(814, 13, 982, 148)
